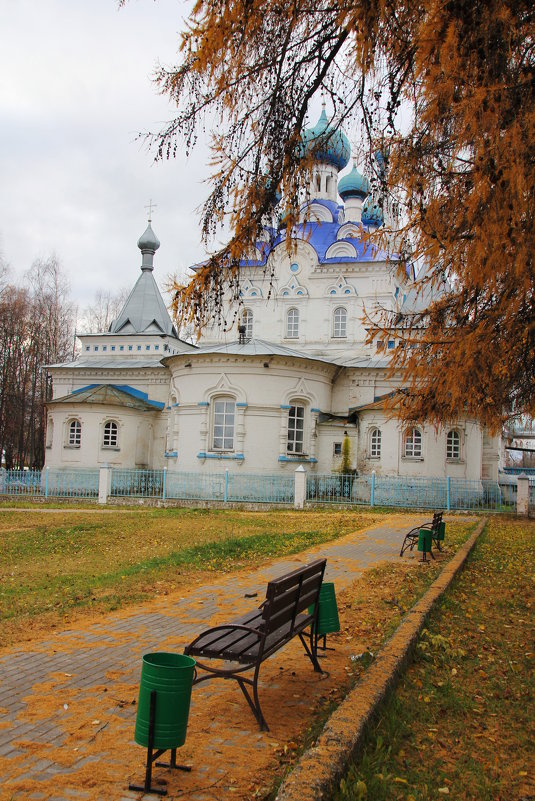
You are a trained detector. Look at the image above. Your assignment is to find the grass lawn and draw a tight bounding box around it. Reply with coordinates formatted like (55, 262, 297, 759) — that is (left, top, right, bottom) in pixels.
(0, 505, 386, 646)
(336, 516, 535, 801)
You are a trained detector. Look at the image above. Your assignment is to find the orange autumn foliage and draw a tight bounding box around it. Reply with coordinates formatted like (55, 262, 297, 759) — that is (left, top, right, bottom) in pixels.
(122, 0, 535, 430)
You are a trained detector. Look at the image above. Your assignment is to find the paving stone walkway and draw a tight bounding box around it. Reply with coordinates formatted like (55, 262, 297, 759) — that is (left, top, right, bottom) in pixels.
(0, 513, 422, 801)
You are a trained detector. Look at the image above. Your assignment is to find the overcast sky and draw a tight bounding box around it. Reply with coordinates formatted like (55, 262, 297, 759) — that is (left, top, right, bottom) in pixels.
(0, 0, 212, 308)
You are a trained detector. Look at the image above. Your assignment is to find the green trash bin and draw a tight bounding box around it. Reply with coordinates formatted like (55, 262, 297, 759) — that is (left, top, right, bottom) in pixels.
(418, 528, 433, 561)
(134, 652, 196, 750)
(436, 521, 446, 542)
(309, 582, 340, 650)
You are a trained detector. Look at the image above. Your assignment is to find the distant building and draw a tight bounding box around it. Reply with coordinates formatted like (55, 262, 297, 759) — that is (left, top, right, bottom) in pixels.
(45, 109, 499, 481)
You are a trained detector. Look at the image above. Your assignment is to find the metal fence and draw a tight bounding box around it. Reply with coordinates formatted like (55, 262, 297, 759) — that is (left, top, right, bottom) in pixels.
(0, 466, 527, 513)
(111, 469, 165, 498)
(307, 473, 518, 513)
(0, 468, 99, 498)
(111, 469, 295, 504)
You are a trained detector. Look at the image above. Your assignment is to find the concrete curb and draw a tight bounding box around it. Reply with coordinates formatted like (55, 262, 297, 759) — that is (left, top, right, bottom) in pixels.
(275, 517, 488, 801)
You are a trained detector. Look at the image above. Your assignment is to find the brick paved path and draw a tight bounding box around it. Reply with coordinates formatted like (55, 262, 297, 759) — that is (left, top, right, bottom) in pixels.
(0, 514, 419, 801)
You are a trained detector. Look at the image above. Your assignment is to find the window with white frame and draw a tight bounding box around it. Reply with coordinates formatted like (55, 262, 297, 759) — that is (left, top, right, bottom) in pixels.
(287, 404, 305, 453)
(286, 307, 299, 338)
(68, 419, 81, 447)
(243, 308, 253, 339)
(404, 427, 422, 458)
(370, 428, 381, 458)
(333, 307, 347, 338)
(446, 429, 460, 459)
(103, 420, 118, 448)
(212, 397, 235, 451)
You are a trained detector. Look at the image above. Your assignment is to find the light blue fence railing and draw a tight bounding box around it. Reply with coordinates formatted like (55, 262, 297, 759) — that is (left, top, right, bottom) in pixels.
(46, 468, 99, 498)
(0, 469, 42, 497)
(111, 469, 165, 498)
(225, 472, 294, 504)
(0, 468, 99, 498)
(0, 467, 527, 513)
(111, 469, 295, 504)
(307, 473, 518, 513)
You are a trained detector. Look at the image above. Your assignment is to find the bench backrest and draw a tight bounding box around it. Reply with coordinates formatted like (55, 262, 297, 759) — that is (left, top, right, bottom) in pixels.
(261, 559, 327, 636)
(432, 512, 443, 531)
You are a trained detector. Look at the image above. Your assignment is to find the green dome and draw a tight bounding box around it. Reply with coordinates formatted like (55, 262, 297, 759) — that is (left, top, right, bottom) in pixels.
(301, 107, 351, 171)
(361, 197, 384, 227)
(338, 162, 370, 200)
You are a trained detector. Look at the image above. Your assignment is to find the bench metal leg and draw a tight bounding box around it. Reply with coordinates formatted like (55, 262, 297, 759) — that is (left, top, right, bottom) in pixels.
(299, 631, 324, 674)
(236, 670, 269, 731)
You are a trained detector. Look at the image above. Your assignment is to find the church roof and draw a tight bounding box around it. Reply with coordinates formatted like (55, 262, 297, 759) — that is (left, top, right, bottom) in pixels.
(337, 355, 391, 368)
(165, 338, 335, 365)
(109, 269, 179, 337)
(46, 358, 167, 369)
(349, 391, 399, 414)
(400, 262, 447, 314)
(235, 219, 396, 270)
(47, 384, 165, 411)
(105, 219, 181, 338)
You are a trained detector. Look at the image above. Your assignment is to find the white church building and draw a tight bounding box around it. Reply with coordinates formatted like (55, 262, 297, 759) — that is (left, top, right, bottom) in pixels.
(45, 110, 499, 484)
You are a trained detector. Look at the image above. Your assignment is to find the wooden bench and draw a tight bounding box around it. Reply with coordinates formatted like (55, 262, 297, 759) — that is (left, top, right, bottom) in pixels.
(184, 558, 327, 731)
(400, 511, 444, 558)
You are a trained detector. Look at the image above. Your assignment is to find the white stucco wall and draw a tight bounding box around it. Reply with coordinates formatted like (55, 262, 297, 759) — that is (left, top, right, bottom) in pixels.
(164, 353, 337, 474)
(45, 405, 164, 469)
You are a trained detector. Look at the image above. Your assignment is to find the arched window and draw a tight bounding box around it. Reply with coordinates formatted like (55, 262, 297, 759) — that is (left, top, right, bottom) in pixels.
(212, 397, 235, 451)
(286, 307, 299, 338)
(446, 429, 460, 459)
(103, 421, 118, 448)
(333, 307, 347, 338)
(404, 427, 422, 458)
(287, 404, 305, 454)
(243, 308, 253, 339)
(370, 428, 381, 458)
(68, 419, 81, 447)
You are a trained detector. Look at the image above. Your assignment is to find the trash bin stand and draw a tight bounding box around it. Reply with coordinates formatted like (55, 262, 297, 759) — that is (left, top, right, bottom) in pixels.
(129, 689, 191, 796)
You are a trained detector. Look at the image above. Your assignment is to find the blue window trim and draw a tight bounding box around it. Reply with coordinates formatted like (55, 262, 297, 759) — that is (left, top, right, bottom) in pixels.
(278, 455, 318, 463)
(197, 401, 209, 407)
(310, 407, 321, 413)
(164, 451, 178, 458)
(197, 452, 245, 461)
(236, 402, 248, 408)
(280, 404, 291, 410)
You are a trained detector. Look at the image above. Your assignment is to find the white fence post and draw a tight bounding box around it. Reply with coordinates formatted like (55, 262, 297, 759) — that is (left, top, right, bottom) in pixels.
(0, 467, 5, 493)
(294, 465, 307, 509)
(98, 466, 112, 505)
(517, 474, 530, 516)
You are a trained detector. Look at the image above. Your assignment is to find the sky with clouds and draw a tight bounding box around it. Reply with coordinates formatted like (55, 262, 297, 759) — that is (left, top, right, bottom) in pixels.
(0, 0, 212, 308)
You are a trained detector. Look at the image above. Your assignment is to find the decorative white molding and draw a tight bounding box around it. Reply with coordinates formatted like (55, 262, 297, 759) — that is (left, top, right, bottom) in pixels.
(337, 222, 360, 240)
(239, 279, 263, 299)
(278, 274, 309, 298)
(325, 274, 357, 297)
(325, 241, 358, 259)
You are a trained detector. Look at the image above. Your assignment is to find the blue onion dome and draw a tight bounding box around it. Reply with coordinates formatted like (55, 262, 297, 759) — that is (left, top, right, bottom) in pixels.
(338, 161, 370, 200)
(137, 221, 160, 253)
(361, 197, 384, 227)
(301, 106, 351, 171)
